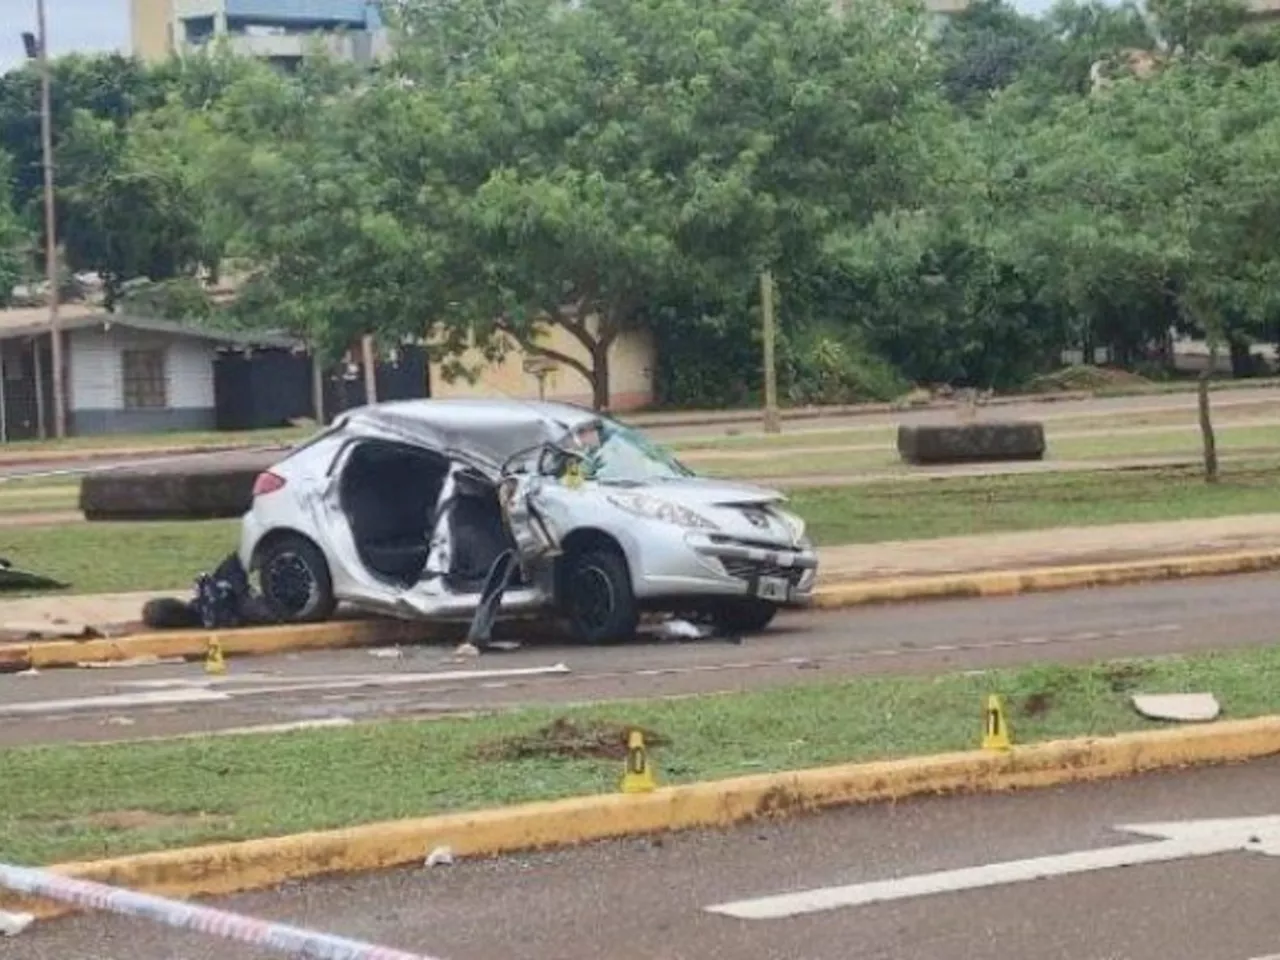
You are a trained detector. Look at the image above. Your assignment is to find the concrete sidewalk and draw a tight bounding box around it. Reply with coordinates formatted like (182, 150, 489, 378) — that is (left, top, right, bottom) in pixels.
(818, 513, 1280, 580)
(3, 513, 1279, 639)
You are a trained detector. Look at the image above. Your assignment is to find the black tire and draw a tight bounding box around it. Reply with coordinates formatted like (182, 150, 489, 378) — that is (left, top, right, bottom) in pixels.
(253, 534, 337, 624)
(711, 598, 779, 635)
(561, 547, 639, 644)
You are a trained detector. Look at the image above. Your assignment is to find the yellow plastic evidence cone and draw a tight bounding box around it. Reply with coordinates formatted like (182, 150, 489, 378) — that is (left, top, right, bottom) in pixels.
(982, 694, 1012, 751)
(621, 729, 657, 794)
(205, 638, 227, 676)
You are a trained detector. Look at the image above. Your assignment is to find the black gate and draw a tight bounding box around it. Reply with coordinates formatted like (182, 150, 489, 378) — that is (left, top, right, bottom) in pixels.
(214, 345, 430, 431)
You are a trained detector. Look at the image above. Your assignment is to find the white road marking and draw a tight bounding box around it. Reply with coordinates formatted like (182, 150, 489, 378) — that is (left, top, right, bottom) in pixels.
(0, 688, 230, 717)
(706, 816, 1280, 921)
(114, 664, 570, 693)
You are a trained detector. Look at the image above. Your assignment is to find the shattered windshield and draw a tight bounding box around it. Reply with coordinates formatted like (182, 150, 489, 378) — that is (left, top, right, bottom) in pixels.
(567, 418, 695, 483)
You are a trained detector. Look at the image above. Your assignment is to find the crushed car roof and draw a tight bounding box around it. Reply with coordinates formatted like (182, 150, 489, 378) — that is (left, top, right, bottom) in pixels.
(339, 398, 601, 472)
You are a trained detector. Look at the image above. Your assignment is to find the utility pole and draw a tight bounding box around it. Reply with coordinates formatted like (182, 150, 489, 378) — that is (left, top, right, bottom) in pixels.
(361, 334, 378, 405)
(760, 269, 780, 434)
(35, 0, 66, 438)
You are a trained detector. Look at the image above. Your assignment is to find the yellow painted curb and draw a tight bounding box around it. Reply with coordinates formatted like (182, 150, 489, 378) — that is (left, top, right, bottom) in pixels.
(812, 548, 1280, 610)
(0, 619, 433, 672)
(5, 548, 1278, 672)
(7, 715, 1280, 920)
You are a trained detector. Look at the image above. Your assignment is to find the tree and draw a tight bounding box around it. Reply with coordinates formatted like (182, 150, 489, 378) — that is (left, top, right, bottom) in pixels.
(189, 56, 429, 357)
(933, 0, 1052, 107)
(54, 107, 211, 308)
(201, 0, 942, 409)
(0, 54, 158, 224)
(1032, 0, 1155, 96)
(1013, 58, 1280, 377)
(396, 0, 943, 409)
(0, 151, 27, 305)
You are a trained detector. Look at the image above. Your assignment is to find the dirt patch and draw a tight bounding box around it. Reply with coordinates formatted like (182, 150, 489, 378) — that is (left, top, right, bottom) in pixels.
(42, 810, 228, 833)
(477, 717, 670, 762)
(1021, 691, 1055, 717)
(1102, 662, 1153, 693)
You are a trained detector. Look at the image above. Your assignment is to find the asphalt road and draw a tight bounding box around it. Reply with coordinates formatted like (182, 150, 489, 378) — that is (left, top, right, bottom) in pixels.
(5, 570, 1279, 747)
(7, 757, 1280, 960)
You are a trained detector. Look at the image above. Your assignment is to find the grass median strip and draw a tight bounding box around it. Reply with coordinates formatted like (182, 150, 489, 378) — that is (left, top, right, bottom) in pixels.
(4, 645, 1280, 866)
(1, 463, 1278, 595)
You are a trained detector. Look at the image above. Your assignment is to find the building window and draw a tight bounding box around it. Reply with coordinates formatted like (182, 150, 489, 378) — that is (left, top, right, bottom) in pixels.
(122, 349, 168, 410)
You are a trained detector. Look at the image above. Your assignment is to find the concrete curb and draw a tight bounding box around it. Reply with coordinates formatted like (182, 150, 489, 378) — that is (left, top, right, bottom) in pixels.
(8, 716, 1280, 920)
(5, 548, 1279, 672)
(0, 619, 434, 674)
(812, 548, 1280, 609)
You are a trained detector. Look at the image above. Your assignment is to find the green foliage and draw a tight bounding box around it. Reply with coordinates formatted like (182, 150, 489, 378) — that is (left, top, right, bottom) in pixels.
(3, 0, 1280, 408)
(935, 0, 1053, 106)
(0, 151, 26, 305)
(780, 323, 909, 406)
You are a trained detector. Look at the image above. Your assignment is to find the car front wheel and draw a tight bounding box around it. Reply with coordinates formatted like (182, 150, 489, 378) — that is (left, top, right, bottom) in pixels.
(562, 547, 639, 644)
(255, 534, 337, 624)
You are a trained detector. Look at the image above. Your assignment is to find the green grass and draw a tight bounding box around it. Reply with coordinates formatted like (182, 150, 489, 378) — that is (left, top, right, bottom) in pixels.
(1053, 424, 1278, 461)
(3, 464, 1278, 594)
(4, 646, 1280, 865)
(0, 520, 239, 594)
(0, 483, 80, 516)
(698, 423, 1279, 478)
(787, 463, 1280, 546)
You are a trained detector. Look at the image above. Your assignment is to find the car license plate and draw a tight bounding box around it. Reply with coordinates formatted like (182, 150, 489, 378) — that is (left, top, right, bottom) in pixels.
(756, 576, 790, 602)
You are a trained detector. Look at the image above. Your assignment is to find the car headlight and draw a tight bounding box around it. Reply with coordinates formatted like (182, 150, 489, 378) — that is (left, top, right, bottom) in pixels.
(776, 509, 807, 545)
(607, 493, 718, 531)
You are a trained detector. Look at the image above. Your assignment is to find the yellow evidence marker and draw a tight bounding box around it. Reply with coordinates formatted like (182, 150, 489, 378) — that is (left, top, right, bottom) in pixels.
(205, 638, 227, 676)
(621, 729, 657, 794)
(982, 694, 1012, 751)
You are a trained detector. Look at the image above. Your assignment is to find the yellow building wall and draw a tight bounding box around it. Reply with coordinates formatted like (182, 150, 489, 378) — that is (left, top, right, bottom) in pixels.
(132, 0, 174, 62)
(429, 323, 656, 411)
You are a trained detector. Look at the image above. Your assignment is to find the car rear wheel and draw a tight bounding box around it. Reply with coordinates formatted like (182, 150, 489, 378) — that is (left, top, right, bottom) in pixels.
(562, 547, 639, 644)
(255, 534, 337, 624)
(711, 598, 779, 635)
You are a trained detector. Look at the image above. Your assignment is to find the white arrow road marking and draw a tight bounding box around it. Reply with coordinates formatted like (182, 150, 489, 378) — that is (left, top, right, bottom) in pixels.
(706, 816, 1280, 921)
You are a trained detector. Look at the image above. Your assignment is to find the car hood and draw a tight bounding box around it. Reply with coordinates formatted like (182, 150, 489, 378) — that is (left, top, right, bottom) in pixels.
(603, 476, 787, 508)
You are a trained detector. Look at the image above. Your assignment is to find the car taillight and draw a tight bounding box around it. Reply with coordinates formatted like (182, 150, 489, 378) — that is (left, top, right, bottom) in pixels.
(252, 471, 286, 497)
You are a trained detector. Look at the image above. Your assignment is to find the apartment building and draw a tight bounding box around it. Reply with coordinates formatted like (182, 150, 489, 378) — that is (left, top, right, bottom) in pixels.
(131, 0, 390, 68)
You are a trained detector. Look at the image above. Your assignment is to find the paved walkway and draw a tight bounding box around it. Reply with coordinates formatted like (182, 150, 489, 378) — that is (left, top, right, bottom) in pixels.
(3, 514, 1279, 638)
(818, 513, 1280, 579)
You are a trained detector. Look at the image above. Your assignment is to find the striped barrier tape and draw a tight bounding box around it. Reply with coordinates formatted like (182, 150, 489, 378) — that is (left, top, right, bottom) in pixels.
(0, 863, 445, 960)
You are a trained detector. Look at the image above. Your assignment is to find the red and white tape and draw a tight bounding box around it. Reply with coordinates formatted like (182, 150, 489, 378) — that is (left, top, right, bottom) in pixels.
(0, 863, 445, 960)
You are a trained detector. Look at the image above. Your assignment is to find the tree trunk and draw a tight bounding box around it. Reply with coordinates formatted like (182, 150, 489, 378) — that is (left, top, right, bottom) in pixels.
(1228, 337, 1253, 378)
(590, 339, 611, 412)
(1197, 369, 1218, 484)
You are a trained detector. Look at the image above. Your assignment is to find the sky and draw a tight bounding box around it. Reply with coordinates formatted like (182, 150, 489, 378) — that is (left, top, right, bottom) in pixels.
(0, 0, 131, 73)
(0, 0, 1064, 75)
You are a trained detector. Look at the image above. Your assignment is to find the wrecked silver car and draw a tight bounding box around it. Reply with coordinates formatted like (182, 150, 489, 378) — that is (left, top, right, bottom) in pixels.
(239, 399, 818, 643)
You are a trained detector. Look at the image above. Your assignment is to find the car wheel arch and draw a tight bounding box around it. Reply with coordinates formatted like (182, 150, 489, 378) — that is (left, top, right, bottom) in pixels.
(555, 528, 632, 588)
(250, 527, 326, 570)
(251, 528, 338, 624)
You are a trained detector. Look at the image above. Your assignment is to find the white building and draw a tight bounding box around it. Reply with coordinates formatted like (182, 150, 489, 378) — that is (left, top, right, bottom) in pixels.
(0, 306, 298, 440)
